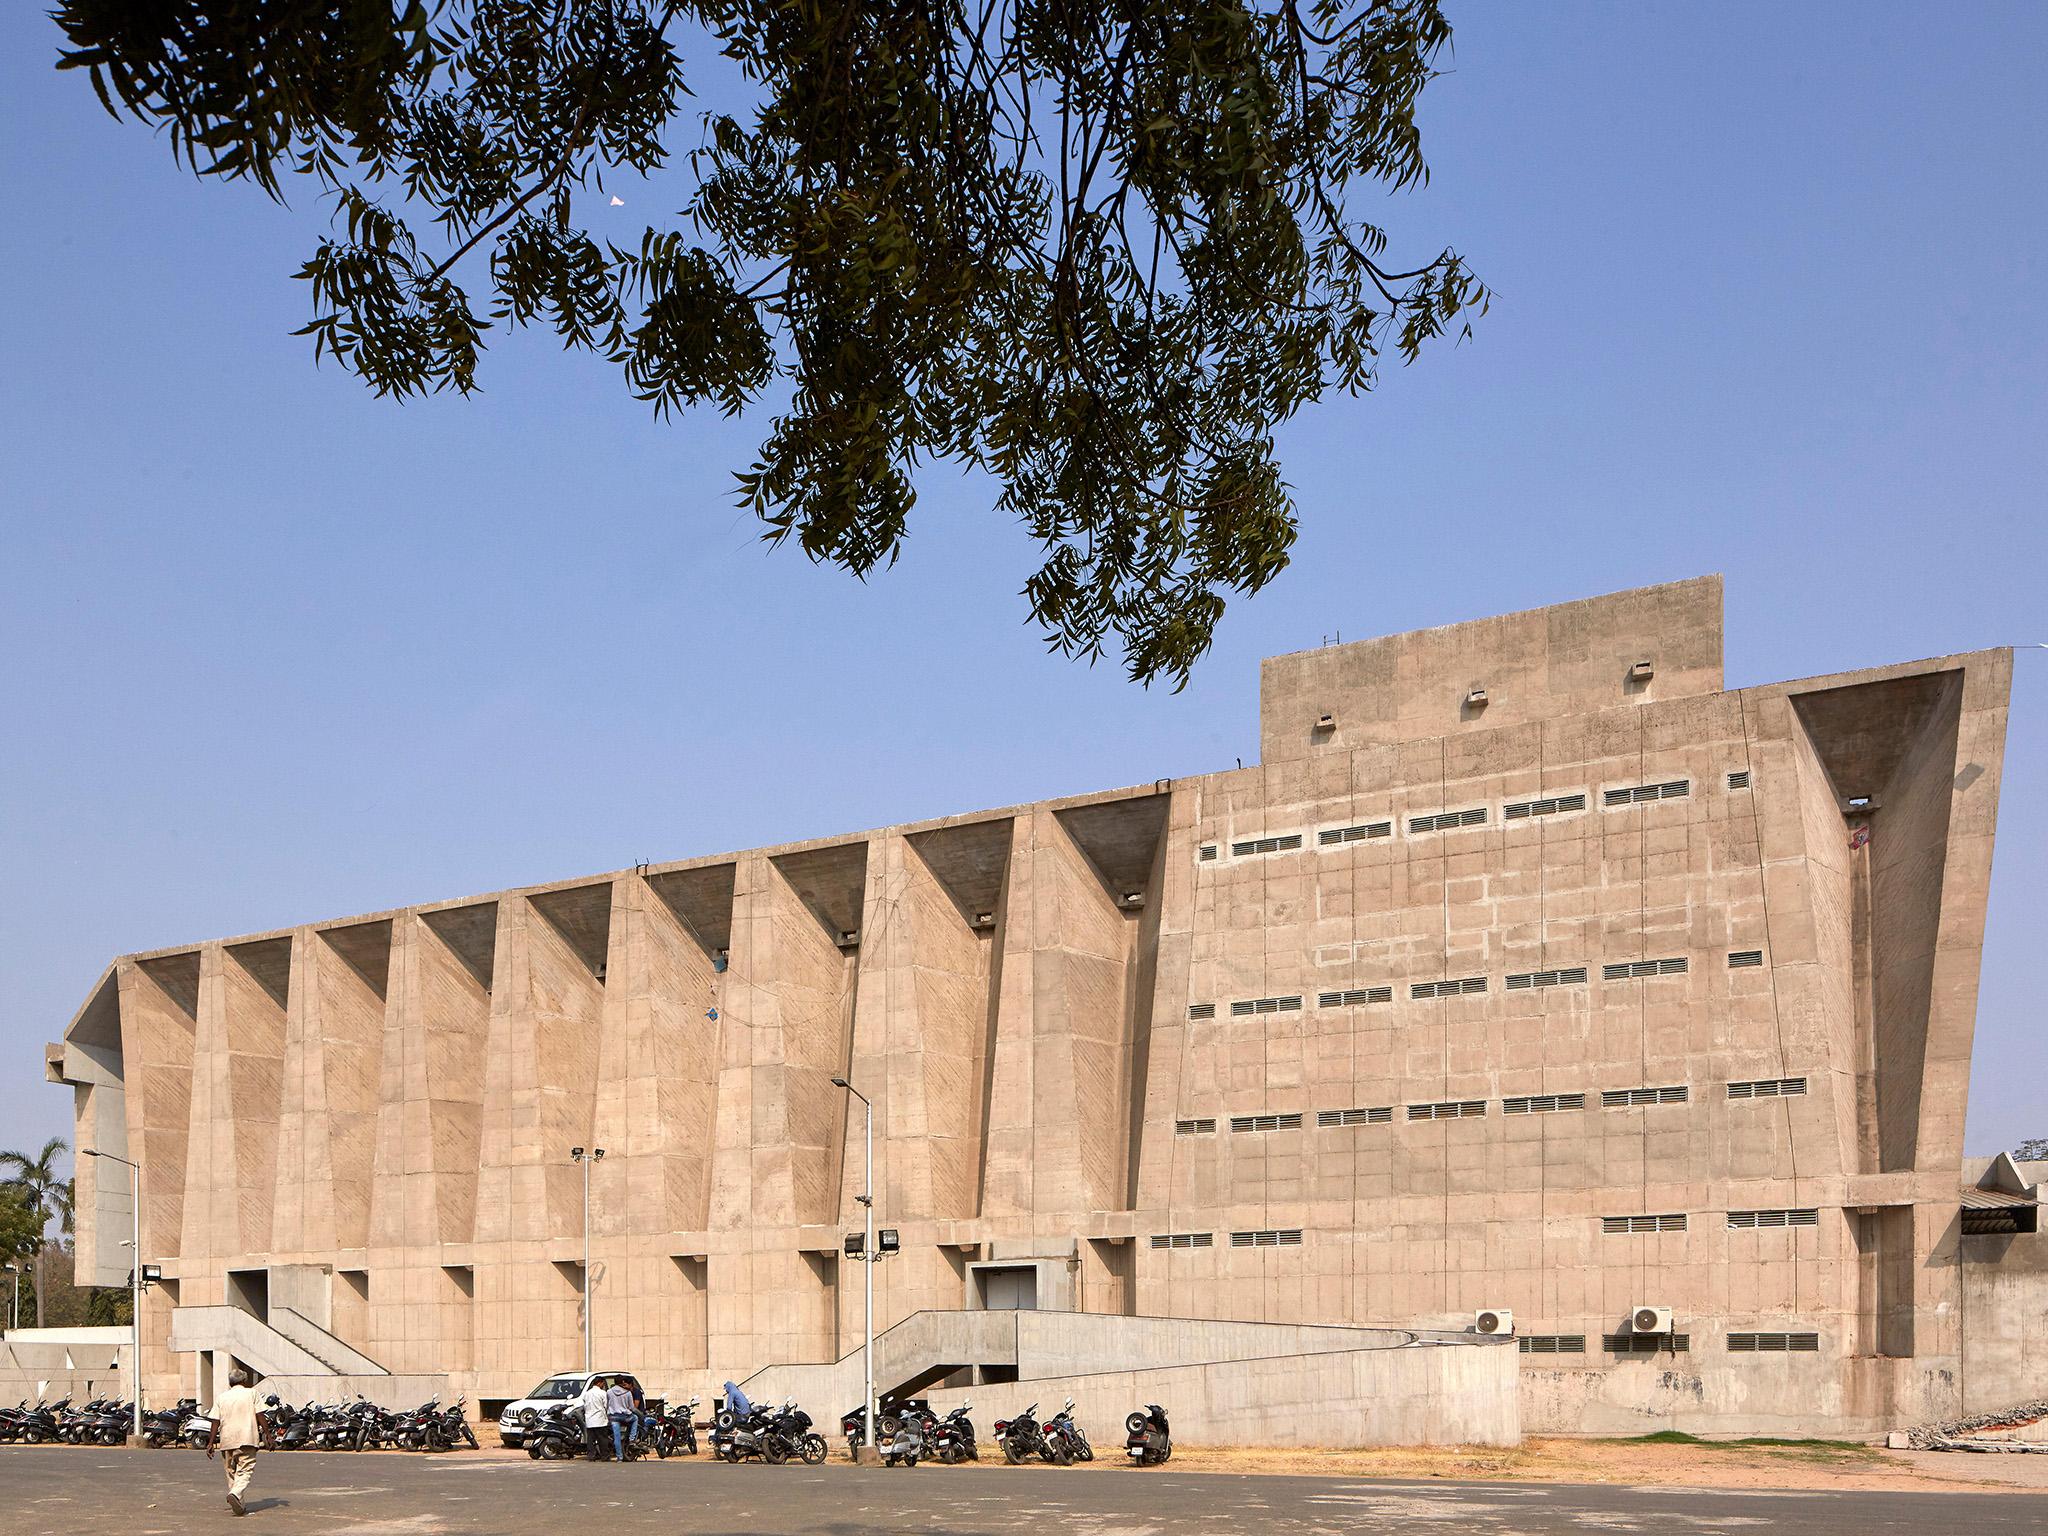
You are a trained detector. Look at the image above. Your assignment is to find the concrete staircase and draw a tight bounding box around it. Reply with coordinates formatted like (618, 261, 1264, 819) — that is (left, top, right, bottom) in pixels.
(168, 1305, 385, 1380)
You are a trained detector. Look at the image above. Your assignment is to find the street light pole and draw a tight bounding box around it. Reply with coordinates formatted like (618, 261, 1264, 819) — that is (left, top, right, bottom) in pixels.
(570, 1147, 605, 1372)
(3, 1261, 18, 1330)
(81, 1149, 143, 1442)
(830, 1076, 874, 1460)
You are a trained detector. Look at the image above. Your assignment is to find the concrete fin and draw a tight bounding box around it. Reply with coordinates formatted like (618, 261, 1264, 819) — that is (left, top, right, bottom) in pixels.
(227, 937, 293, 1012)
(137, 952, 202, 1021)
(1054, 795, 1170, 902)
(645, 863, 737, 956)
(528, 884, 614, 979)
(770, 842, 869, 943)
(905, 819, 1014, 927)
(420, 902, 498, 993)
(318, 919, 393, 1000)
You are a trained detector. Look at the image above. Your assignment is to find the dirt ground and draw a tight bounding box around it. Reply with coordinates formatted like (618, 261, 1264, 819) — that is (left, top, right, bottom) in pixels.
(1045, 1436, 2048, 1492)
(460, 1435, 2048, 1492)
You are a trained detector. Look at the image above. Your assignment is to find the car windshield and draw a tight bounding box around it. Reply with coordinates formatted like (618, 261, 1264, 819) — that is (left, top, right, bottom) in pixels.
(526, 1377, 584, 1401)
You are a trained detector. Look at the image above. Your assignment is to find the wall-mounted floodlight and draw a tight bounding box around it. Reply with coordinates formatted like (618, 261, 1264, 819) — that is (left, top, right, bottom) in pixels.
(877, 1229, 901, 1255)
(844, 1233, 866, 1258)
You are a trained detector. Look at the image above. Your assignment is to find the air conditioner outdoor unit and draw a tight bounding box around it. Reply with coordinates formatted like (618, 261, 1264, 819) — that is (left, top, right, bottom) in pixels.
(1631, 1306, 1674, 1335)
(1474, 1308, 1514, 1336)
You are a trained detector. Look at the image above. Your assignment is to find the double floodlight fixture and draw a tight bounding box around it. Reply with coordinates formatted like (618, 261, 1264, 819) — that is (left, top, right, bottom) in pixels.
(570, 1146, 606, 1162)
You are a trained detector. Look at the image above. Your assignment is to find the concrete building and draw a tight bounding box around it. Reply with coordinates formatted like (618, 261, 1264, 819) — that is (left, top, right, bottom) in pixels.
(44, 576, 2044, 1437)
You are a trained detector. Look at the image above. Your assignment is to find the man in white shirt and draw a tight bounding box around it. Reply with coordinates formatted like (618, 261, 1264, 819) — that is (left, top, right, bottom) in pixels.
(577, 1376, 611, 1461)
(206, 1366, 263, 1517)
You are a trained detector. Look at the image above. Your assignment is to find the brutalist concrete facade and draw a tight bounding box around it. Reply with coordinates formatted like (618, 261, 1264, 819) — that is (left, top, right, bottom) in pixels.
(47, 577, 2043, 1434)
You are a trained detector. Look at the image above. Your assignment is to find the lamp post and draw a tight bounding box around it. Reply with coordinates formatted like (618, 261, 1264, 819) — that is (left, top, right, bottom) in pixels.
(3, 1261, 18, 1330)
(829, 1075, 875, 1459)
(569, 1146, 605, 1372)
(80, 1148, 143, 1443)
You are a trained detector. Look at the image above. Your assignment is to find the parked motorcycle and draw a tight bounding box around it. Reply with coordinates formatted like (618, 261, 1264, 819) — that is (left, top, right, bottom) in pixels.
(764, 1400, 827, 1465)
(995, 1402, 1055, 1465)
(651, 1395, 700, 1457)
(141, 1398, 200, 1449)
(1045, 1398, 1091, 1462)
(929, 1403, 979, 1464)
(1124, 1403, 1171, 1465)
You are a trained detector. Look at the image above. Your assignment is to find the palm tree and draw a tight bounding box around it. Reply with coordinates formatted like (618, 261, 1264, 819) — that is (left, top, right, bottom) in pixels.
(0, 1138, 73, 1329)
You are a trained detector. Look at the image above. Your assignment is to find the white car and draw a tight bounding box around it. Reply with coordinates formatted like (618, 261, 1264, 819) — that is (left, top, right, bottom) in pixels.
(496, 1370, 644, 1447)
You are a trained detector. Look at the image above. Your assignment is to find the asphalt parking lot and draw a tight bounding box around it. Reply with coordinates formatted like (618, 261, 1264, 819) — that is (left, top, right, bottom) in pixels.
(6, 1446, 2048, 1536)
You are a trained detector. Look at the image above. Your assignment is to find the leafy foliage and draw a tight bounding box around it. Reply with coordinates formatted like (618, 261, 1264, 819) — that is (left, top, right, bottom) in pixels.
(53, 0, 1483, 684)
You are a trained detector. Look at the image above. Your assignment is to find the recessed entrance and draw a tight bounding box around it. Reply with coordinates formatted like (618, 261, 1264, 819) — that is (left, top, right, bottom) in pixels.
(976, 1265, 1038, 1311)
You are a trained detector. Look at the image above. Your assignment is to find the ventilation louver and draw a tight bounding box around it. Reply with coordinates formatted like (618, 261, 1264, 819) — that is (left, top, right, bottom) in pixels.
(1230, 834, 1303, 857)
(1229, 995, 1302, 1016)
(1316, 1106, 1392, 1127)
(1603, 957, 1688, 980)
(1506, 967, 1588, 990)
(1504, 793, 1587, 820)
(1319, 821, 1392, 845)
(1317, 986, 1393, 1008)
(1409, 807, 1488, 834)
(1412, 976, 1487, 999)
(1603, 780, 1691, 806)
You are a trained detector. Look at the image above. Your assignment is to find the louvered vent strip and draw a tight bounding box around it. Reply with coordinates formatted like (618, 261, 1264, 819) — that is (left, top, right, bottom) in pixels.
(1318, 986, 1393, 1008)
(1603, 957, 1689, 980)
(1412, 976, 1488, 999)
(1316, 1106, 1392, 1127)
(1728, 1077, 1807, 1100)
(1409, 807, 1489, 834)
(1602, 1213, 1687, 1234)
(1150, 1232, 1213, 1250)
(1504, 793, 1588, 820)
(1503, 1092, 1587, 1115)
(1727, 770, 1752, 790)
(1603, 780, 1691, 806)
(1319, 821, 1392, 845)
(1728, 1208, 1820, 1229)
(1230, 1229, 1304, 1248)
(1187, 1002, 1216, 1020)
(1173, 1117, 1216, 1136)
(1507, 966, 1588, 990)
(1230, 834, 1303, 856)
(1728, 950, 1764, 969)
(1519, 1335, 1587, 1354)
(1604, 1334, 1690, 1353)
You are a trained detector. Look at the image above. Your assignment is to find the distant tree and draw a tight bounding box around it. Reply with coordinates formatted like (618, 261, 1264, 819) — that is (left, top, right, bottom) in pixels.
(0, 1183, 39, 1327)
(0, 1139, 73, 1329)
(35, 1240, 134, 1331)
(49, 1, 1483, 687)
(2015, 1136, 2048, 1163)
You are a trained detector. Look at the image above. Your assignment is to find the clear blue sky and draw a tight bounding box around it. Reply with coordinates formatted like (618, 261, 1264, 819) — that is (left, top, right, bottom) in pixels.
(2, 3, 2042, 1178)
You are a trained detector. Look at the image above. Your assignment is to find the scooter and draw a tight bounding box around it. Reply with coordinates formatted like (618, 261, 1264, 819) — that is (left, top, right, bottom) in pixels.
(1124, 1403, 1171, 1465)
(878, 1408, 924, 1467)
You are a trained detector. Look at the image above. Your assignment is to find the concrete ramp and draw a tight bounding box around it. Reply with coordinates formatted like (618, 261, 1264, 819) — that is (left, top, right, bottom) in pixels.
(739, 1310, 1516, 1448)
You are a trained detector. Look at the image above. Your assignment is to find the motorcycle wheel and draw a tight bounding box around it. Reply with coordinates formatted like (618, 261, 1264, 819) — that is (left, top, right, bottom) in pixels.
(1077, 1441, 1093, 1463)
(655, 1434, 671, 1460)
(800, 1433, 827, 1465)
(1003, 1439, 1023, 1465)
(462, 1425, 478, 1450)
(537, 1438, 565, 1460)
(1159, 1442, 1172, 1463)
(764, 1437, 788, 1465)
(1046, 1439, 1072, 1467)
(528, 1444, 542, 1459)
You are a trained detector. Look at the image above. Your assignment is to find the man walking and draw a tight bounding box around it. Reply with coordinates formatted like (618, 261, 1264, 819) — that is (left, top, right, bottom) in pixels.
(206, 1366, 262, 1516)
(577, 1375, 611, 1460)
(606, 1375, 636, 1462)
